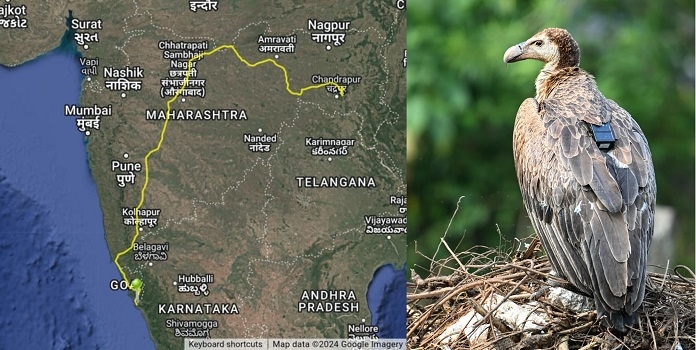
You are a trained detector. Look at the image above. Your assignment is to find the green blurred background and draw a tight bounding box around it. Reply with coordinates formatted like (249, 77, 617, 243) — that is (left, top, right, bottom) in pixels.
(407, 0, 695, 276)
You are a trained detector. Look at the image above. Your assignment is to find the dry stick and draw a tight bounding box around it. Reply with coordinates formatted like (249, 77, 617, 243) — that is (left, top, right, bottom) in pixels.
(558, 335, 570, 350)
(476, 330, 528, 350)
(470, 275, 529, 330)
(470, 297, 509, 333)
(407, 287, 455, 301)
(441, 237, 466, 272)
(607, 329, 631, 349)
(409, 234, 695, 349)
(408, 266, 507, 300)
(645, 314, 657, 350)
(520, 237, 540, 260)
(508, 293, 533, 300)
(429, 195, 466, 273)
(672, 301, 680, 350)
(577, 338, 602, 350)
(674, 264, 696, 284)
(660, 259, 670, 290)
(409, 260, 555, 334)
(407, 286, 457, 301)
(422, 275, 459, 284)
(505, 260, 566, 283)
(444, 196, 466, 237)
(557, 321, 594, 336)
(407, 271, 528, 340)
(410, 270, 426, 287)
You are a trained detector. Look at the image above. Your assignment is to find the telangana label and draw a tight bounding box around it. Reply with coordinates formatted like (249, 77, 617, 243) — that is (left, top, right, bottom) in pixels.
(295, 176, 376, 188)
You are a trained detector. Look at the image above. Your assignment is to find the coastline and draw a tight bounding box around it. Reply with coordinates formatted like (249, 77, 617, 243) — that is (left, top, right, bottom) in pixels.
(0, 40, 155, 348)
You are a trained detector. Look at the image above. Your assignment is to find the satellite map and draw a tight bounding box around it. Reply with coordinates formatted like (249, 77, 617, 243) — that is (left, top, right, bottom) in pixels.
(0, 1, 406, 348)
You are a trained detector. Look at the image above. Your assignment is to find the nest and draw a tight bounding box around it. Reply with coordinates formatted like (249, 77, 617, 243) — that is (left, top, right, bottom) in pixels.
(407, 236, 695, 350)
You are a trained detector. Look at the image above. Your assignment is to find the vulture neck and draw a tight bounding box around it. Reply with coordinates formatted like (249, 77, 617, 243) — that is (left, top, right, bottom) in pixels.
(534, 61, 558, 101)
(534, 60, 581, 101)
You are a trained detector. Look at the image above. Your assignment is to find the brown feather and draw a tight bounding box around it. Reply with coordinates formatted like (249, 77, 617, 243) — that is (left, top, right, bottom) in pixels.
(509, 28, 656, 331)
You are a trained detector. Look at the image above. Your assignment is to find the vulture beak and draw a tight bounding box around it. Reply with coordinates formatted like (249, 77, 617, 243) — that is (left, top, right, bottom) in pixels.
(504, 41, 527, 64)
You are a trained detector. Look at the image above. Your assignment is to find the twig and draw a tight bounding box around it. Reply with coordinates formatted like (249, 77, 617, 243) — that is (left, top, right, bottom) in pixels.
(660, 259, 670, 290)
(470, 297, 510, 333)
(577, 337, 602, 350)
(520, 237, 540, 260)
(470, 275, 529, 330)
(408, 272, 527, 340)
(407, 287, 455, 301)
(444, 196, 465, 238)
(441, 237, 466, 273)
(646, 314, 657, 350)
(556, 320, 594, 336)
(674, 264, 696, 284)
(558, 335, 570, 350)
(408, 233, 696, 350)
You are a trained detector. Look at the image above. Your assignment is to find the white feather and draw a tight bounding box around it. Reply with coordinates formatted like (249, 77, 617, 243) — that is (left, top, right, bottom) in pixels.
(607, 150, 629, 169)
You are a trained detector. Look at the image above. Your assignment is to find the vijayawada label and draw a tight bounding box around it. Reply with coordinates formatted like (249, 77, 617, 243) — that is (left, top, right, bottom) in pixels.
(364, 194, 407, 234)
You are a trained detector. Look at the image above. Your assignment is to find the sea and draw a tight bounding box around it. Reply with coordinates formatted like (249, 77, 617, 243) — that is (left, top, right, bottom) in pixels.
(0, 38, 155, 349)
(366, 263, 407, 338)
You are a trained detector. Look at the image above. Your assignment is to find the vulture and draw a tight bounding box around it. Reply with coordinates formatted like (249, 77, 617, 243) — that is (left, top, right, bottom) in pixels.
(503, 28, 656, 332)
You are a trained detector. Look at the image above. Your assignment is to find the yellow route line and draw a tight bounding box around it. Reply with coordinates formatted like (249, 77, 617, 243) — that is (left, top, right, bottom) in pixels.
(113, 44, 345, 304)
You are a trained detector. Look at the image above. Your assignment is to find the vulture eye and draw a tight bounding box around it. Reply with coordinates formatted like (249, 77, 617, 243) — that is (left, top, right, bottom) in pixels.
(534, 40, 543, 46)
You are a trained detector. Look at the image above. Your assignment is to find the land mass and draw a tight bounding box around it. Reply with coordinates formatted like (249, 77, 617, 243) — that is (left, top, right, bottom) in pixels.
(1, 1, 406, 348)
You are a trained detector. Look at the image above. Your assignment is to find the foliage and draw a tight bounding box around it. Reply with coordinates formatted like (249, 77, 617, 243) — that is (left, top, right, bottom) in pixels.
(407, 0, 695, 275)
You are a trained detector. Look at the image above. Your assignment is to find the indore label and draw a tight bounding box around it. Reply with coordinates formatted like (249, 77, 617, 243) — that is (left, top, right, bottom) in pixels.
(188, 0, 219, 12)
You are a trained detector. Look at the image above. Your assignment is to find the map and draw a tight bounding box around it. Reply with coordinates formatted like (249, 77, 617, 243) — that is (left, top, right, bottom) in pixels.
(0, 1, 406, 348)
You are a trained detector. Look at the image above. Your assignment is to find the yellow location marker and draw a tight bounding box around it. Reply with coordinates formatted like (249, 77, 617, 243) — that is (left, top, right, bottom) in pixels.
(131, 278, 143, 305)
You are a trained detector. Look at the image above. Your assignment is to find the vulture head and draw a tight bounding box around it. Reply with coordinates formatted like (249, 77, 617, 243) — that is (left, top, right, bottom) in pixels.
(503, 28, 580, 70)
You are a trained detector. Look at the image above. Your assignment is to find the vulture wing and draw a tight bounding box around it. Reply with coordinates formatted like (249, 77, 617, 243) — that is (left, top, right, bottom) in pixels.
(513, 71, 655, 331)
